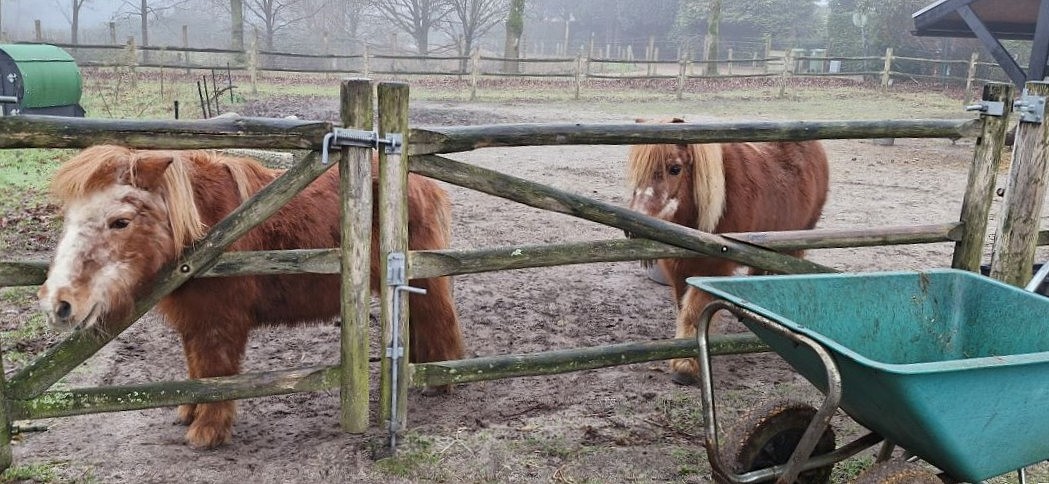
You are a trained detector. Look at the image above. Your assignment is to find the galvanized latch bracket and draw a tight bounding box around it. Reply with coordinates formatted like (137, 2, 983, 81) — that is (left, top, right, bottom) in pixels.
(1014, 93, 1046, 123)
(964, 100, 1005, 117)
(384, 251, 426, 448)
(321, 128, 404, 164)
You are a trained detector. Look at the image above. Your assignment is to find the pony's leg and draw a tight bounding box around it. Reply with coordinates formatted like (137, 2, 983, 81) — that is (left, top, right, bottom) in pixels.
(407, 275, 465, 394)
(178, 323, 251, 449)
(669, 285, 714, 385)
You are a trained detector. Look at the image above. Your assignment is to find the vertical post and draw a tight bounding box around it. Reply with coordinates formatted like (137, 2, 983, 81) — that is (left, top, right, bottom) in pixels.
(953, 83, 1014, 271)
(127, 37, 138, 90)
(109, 22, 117, 45)
(574, 51, 584, 100)
(647, 35, 655, 76)
(778, 49, 791, 98)
(469, 48, 481, 101)
(182, 25, 190, 75)
(34, 20, 42, 42)
(990, 81, 1049, 286)
(727, 48, 733, 76)
(323, 32, 332, 80)
(676, 47, 687, 100)
(249, 28, 259, 95)
(881, 47, 893, 90)
(363, 44, 371, 78)
(339, 78, 374, 433)
(965, 51, 980, 104)
(378, 81, 411, 436)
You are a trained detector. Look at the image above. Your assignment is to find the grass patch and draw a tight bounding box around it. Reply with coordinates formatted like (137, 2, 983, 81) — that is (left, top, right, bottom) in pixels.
(0, 461, 75, 483)
(374, 434, 449, 481)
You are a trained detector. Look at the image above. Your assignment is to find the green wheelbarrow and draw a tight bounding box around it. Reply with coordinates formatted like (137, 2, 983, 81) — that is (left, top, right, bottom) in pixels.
(688, 269, 1049, 483)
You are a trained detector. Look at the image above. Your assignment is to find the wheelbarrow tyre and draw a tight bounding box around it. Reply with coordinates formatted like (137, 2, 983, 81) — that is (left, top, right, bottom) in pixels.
(851, 460, 942, 484)
(721, 399, 836, 484)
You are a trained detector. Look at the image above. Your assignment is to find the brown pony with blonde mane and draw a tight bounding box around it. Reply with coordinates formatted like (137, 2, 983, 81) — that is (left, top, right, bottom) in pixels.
(627, 118, 829, 385)
(38, 145, 464, 448)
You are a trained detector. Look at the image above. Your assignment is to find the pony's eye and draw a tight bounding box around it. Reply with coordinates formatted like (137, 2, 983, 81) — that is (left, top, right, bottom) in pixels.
(668, 165, 682, 176)
(108, 218, 131, 230)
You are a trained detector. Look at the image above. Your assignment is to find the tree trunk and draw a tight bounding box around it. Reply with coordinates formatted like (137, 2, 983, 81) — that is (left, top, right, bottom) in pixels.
(231, 0, 245, 64)
(71, 0, 80, 45)
(503, 0, 524, 73)
(140, 0, 150, 63)
(705, 0, 720, 76)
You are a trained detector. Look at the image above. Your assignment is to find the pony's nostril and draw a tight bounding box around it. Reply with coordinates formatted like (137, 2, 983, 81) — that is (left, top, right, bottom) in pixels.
(56, 300, 72, 320)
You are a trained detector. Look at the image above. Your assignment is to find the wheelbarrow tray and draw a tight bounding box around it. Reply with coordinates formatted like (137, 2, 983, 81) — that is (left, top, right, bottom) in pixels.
(688, 269, 1049, 482)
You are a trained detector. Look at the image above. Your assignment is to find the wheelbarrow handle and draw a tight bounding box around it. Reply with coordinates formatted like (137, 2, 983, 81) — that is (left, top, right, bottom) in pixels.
(696, 300, 847, 484)
(1025, 263, 1049, 293)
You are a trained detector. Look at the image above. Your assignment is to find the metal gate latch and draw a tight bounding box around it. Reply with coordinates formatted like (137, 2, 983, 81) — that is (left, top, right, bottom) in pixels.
(1014, 93, 1046, 123)
(384, 251, 426, 448)
(964, 100, 1004, 116)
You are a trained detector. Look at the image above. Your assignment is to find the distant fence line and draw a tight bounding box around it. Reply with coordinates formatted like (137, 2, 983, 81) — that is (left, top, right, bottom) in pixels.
(30, 36, 1010, 102)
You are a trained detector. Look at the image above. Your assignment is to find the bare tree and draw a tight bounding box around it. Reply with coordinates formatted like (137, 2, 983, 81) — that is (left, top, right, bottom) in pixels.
(441, 0, 507, 69)
(244, 0, 324, 49)
(704, 0, 719, 75)
(231, 0, 244, 51)
(502, 0, 524, 72)
(55, 0, 92, 45)
(116, 0, 190, 61)
(372, 0, 450, 55)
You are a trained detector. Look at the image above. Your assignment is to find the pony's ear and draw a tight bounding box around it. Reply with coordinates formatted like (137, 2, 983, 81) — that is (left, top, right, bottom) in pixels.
(122, 154, 174, 190)
(670, 117, 685, 123)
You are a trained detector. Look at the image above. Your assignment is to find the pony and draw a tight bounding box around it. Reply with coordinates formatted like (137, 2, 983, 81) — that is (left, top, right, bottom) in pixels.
(626, 118, 829, 385)
(37, 145, 465, 449)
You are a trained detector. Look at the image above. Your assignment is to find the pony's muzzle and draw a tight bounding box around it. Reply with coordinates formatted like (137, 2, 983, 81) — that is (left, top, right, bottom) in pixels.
(38, 287, 80, 329)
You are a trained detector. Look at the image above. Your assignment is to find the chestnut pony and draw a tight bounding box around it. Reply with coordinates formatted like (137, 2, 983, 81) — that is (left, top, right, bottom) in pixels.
(627, 118, 829, 385)
(38, 145, 464, 448)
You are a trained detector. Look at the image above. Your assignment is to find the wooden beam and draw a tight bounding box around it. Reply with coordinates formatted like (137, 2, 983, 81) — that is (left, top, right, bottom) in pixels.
(410, 154, 836, 275)
(0, 115, 331, 150)
(408, 119, 981, 155)
(958, 4, 1027, 86)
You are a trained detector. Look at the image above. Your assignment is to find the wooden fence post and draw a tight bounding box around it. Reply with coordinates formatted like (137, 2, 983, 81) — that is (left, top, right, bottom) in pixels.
(249, 30, 259, 95)
(990, 81, 1049, 286)
(0, 355, 10, 472)
(109, 22, 117, 45)
(574, 51, 584, 100)
(34, 20, 42, 42)
(126, 37, 138, 90)
(778, 49, 791, 98)
(377, 82, 411, 436)
(952, 82, 1014, 271)
(881, 47, 893, 90)
(676, 48, 687, 100)
(339, 78, 374, 433)
(965, 51, 980, 104)
(727, 48, 733, 76)
(363, 44, 371, 78)
(181, 25, 190, 75)
(469, 48, 481, 101)
(647, 35, 655, 76)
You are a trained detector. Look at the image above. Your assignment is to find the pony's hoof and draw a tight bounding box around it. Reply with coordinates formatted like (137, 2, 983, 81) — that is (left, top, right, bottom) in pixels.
(185, 423, 232, 449)
(671, 371, 700, 386)
(421, 384, 453, 396)
(175, 404, 196, 425)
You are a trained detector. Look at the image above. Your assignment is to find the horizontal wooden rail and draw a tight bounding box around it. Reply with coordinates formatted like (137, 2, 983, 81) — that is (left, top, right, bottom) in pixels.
(7, 332, 765, 419)
(0, 222, 964, 286)
(0, 115, 331, 150)
(411, 334, 767, 387)
(409, 119, 981, 155)
(10, 365, 339, 420)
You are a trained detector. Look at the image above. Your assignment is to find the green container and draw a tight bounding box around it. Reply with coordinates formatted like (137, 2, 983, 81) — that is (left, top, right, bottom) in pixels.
(689, 269, 1049, 482)
(0, 44, 84, 116)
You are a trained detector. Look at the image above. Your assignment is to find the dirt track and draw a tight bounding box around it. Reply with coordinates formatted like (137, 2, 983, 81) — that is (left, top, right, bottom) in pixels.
(8, 96, 988, 482)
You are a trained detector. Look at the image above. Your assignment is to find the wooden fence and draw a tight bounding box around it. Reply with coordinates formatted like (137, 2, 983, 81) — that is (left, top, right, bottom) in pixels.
(27, 37, 1010, 103)
(1, 79, 1047, 469)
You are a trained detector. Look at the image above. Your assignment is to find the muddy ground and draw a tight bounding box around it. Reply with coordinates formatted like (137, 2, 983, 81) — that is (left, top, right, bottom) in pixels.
(4, 93, 1012, 483)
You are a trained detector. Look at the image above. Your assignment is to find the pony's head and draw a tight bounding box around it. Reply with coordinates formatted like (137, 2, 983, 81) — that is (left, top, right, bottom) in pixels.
(38, 146, 205, 330)
(626, 118, 726, 232)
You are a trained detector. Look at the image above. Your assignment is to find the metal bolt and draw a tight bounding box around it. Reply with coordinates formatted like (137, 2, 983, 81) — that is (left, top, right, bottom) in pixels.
(179, 264, 191, 273)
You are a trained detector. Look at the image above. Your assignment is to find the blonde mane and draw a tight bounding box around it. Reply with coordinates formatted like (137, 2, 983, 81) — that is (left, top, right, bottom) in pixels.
(626, 142, 726, 232)
(51, 146, 208, 256)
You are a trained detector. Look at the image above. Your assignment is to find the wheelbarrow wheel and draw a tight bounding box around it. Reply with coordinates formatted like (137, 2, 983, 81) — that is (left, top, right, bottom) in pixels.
(851, 459, 941, 483)
(722, 399, 836, 484)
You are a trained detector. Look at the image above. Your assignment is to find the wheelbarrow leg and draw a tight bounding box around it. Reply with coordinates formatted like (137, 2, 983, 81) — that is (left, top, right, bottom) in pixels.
(875, 441, 895, 462)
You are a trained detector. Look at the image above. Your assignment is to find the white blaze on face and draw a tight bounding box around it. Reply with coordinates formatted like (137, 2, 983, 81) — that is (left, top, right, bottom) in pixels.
(40, 185, 137, 328)
(656, 198, 680, 219)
